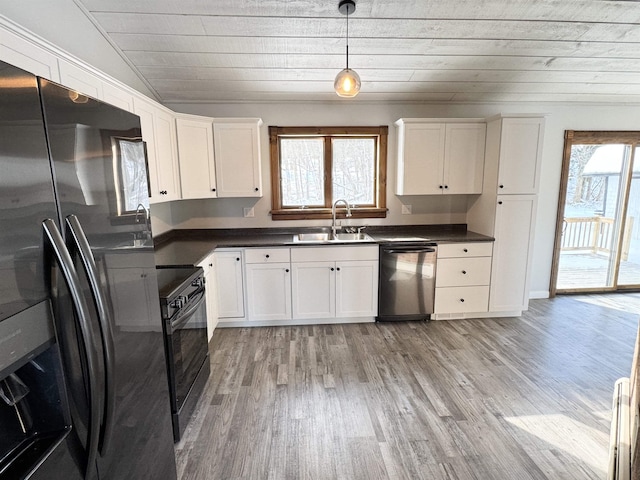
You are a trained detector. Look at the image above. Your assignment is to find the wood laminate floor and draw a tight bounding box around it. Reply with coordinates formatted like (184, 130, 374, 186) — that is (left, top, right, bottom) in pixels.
(175, 293, 640, 480)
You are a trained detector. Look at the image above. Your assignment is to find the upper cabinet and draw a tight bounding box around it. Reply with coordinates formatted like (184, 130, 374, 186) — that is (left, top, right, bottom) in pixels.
(58, 59, 102, 99)
(396, 119, 486, 195)
(176, 115, 216, 200)
(134, 98, 181, 203)
(496, 117, 545, 195)
(0, 27, 60, 81)
(213, 119, 263, 197)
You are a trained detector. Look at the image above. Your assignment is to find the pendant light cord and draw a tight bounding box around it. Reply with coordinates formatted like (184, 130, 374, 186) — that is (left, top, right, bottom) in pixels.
(346, 4, 349, 69)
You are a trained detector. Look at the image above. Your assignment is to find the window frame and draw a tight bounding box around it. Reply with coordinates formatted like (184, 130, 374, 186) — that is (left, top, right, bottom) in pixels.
(269, 126, 388, 220)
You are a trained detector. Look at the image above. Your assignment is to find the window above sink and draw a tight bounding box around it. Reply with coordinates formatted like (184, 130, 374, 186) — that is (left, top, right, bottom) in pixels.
(269, 126, 388, 221)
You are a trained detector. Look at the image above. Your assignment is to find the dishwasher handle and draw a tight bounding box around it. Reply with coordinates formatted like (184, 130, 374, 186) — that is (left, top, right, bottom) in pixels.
(383, 247, 436, 254)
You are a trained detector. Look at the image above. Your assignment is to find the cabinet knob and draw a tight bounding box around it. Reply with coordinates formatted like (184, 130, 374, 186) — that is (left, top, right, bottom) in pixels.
(460, 298, 465, 303)
(236, 257, 240, 261)
(160, 190, 167, 195)
(212, 188, 216, 192)
(498, 201, 503, 205)
(254, 187, 259, 192)
(499, 184, 504, 189)
(209, 263, 213, 267)
(336, 267, 340, 271)
(444, 185, 448, 189)
(330, 267, 335, 271)
(285, 269, 289, 273)
(265, 254, 270, 258)
(462, 270, 467, 275)
(439, 185, 443, 189)
(463, 248, 468, 253)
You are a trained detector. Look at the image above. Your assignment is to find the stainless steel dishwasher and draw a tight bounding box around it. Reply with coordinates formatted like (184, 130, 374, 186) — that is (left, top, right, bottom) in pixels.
(377, 242, 437, 321)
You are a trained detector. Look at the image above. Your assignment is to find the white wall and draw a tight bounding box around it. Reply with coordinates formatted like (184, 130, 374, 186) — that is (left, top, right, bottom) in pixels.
(167, 101, 640, 299)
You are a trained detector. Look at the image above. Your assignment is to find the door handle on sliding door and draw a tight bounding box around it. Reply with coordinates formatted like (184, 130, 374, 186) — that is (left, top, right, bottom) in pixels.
(42, 218, 100, 479)
(65, 214, 116, 455)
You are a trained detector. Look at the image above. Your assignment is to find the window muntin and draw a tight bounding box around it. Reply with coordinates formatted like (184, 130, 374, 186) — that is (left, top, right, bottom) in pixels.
(269, 126, 387, 220)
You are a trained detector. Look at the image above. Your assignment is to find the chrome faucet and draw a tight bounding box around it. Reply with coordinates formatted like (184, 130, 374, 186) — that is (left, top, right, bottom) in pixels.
(135, 203, 151, 240)
(331, 199, 352, 237)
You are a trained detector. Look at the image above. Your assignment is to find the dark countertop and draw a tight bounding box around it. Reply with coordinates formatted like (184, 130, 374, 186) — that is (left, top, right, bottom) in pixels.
(153, 225, 494, 267)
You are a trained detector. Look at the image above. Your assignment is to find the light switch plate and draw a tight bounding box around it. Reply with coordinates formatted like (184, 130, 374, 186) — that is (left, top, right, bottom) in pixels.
(243, 207, 255, 218)
(401, 204, 412, 214)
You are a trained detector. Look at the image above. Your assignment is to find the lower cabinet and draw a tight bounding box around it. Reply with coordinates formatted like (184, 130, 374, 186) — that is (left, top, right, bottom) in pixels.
(290, 246, 379, 321)
(434, 242, 492, 317)
(489, 194, 537, 313)
(246, 263, 292, 321)
(214, 250, 245, 320)
(198, 252, 219, 340)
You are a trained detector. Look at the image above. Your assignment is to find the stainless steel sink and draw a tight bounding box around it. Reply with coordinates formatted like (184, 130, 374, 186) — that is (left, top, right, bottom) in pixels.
(295, 232, 331, 242)
(332, 233, 372, 241)
(293, 232, 373, 243)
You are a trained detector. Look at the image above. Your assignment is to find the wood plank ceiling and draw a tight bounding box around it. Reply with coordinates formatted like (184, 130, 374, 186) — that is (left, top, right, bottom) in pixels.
(75, 0, 640, 104)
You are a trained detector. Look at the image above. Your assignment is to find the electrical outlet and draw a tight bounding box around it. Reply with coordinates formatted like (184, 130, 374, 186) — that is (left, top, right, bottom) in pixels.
(401, 204, 412, 214)
(243, 207, 255, 218)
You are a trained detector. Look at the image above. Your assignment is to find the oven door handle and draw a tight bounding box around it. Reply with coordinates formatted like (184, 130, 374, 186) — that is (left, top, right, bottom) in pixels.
(169, 288, 206, 333)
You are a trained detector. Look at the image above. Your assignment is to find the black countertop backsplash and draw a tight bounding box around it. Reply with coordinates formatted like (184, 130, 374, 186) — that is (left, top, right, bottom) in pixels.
(153, 224, 494, 267)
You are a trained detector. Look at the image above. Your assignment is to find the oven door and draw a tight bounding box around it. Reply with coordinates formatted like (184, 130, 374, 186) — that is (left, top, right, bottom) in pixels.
(165, 287, 208, 412)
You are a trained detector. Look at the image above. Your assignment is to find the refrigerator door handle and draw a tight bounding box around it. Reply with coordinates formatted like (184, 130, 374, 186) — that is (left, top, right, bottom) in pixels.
(43, 218, 101, 480)
(65, 214, 116, 456)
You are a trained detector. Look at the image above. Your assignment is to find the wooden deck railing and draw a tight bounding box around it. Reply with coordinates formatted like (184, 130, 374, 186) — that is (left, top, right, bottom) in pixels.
(562, 216, 634, 260)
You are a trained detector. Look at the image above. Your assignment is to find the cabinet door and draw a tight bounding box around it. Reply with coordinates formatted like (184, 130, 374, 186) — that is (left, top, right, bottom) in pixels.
(154, 109, 181, 201)
(497, 117, 544, 194)
(489, 195, 537, 312)
(396, 123, 445, 195)
(246, 263, 292, 321)
(215, 251, 245, 319)
(335, 260, 378, 317)
(0, 28, 60, 80)
(177, 117, 216, 200)
(198, 254, 219, 340)
(58, 59, 102, 99)
(291, 262, 335, 319)
(444, 123, 486, 194)
(213, 121, 262, 197)
(133, 98, 160, 203)
(102, 82, 134, 112)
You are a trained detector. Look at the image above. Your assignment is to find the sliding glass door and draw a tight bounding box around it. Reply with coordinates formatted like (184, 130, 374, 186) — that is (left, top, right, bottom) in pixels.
(551, 132, 640, 294)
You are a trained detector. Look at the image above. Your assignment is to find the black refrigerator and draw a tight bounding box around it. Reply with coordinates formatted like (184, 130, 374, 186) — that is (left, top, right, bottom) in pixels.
(0, 61, 177, 479)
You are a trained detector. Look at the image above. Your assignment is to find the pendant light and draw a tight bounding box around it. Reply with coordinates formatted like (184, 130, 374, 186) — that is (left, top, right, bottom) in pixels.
(334, 0, 361, 97)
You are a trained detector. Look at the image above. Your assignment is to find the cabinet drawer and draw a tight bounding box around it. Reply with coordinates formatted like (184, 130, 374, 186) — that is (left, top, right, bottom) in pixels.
(434, 286, 489, 314)
(245, 248, 290, 264)
(437, 242, 492, 258)
(436, 257, 491, 287)
(291, 245, 378, 262)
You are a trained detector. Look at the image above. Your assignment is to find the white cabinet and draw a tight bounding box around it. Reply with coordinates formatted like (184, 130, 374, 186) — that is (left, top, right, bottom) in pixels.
(176, 115, 216, 200)
(198, 252, 219, 341)
(102, 82, 134, 112)
(134, 98, 181, 203)
(489, 195, 537, 313)
(434, 242, 492, 317)
(291, 262, 336, 319)
(58, 59, 102, 99)
(213, 119, 263, 197)
(395, 119, 485, 195)
(214, 250, 245, 319)
(104, 254, 159, 331)
(245, 248, 291, 321)
(0, 27, 60, 80)
(290, 246, 378, 320)
(496, 117, 545, 195)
